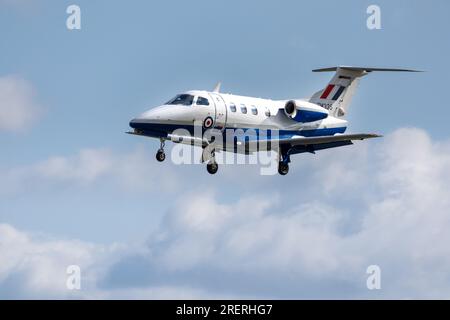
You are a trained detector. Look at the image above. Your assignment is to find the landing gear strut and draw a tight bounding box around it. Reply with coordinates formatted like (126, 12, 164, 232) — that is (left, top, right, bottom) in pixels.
(156, 139, 166, 162)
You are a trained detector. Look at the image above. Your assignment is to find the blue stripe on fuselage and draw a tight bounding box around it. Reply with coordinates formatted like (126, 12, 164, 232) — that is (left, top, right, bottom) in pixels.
(129, 122, 347, 140)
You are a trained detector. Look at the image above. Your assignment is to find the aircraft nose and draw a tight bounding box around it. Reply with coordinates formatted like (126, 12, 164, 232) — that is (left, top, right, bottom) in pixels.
(129, 106, 165, 129)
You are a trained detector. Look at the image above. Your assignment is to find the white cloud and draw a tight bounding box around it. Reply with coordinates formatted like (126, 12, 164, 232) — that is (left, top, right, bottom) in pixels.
(0, 223, 115, 298)
(0, 75, 42, 132)
(0, 223, 240, 299)
(2, 128, 450, 298)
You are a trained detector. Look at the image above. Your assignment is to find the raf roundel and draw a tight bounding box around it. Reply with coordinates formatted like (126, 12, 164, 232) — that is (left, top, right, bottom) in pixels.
(203, 116, 214, 129)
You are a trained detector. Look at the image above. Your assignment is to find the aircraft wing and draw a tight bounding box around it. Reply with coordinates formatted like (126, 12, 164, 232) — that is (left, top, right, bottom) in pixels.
(277, 133, 382, 147)
(241, 133, 382, 153)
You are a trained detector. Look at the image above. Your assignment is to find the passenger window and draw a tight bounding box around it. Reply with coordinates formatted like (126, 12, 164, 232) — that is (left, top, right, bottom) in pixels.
(251, 106, 258, 115)
(240, 104, 247, 114)
(229, 103, 237, 112)
(196, 96, 210, 106)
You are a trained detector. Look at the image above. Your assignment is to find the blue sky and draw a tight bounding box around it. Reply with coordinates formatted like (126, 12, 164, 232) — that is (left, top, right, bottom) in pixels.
(1, 0, 450, 299)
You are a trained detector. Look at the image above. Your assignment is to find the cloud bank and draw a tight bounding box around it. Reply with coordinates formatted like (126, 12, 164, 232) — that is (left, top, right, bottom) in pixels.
(1, 128, 450, 299)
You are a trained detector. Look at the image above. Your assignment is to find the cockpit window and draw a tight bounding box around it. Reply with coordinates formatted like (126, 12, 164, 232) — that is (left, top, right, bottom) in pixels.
(196, 96, 210, 106)
(166, 94, 194, 106)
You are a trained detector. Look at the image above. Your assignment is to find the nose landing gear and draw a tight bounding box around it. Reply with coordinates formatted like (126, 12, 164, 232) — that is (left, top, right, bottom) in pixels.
(156, 150, 165, 162)
(201, 145, 219, 175)
(156, 140, 166, 162)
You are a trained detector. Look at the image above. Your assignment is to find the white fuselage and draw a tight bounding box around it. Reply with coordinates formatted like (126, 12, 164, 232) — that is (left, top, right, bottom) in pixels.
(129, 90, 348, 152)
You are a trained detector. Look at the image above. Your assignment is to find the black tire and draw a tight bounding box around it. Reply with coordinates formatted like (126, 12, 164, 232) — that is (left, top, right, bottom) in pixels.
(156, 150, 166, 162)
(278, 162, 289, 175)
(207, 162, 219, 174)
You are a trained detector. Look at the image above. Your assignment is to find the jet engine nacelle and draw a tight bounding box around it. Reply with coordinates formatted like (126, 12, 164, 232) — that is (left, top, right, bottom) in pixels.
(284, 100, 328, 123)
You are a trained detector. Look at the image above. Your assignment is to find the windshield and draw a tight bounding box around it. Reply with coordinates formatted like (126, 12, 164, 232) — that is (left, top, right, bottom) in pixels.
(166, 94, 194, 106)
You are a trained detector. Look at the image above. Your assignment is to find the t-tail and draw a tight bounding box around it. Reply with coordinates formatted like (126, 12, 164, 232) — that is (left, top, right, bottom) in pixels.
(309, 66, 422, 117)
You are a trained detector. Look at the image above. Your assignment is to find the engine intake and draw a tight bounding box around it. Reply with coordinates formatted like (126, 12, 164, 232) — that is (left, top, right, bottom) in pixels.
(283, 100, 328, 123)
(284, 100, 297, 116)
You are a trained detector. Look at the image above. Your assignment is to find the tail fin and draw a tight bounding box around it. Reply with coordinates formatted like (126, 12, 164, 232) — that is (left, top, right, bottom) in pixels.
(309, 66, 422, 117)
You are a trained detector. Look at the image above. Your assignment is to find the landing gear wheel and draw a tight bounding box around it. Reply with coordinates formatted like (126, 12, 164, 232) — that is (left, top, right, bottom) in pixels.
(207, 161, 219, 175)
(278, 162, 289, 175)
(156, 139, 166, 162)
(156, 150, 166, 162)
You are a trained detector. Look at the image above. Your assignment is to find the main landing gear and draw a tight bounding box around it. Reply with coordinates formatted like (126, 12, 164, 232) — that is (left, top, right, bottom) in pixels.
(206, 150, 218, 175)
(155, 139, 166, 162)
(278, 162, 289, 175)
(206, 161, 218, 174)
(277, 150, 290, 176)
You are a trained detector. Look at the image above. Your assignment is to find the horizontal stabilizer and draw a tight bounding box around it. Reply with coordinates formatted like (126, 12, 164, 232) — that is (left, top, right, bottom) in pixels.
(312, 66, 423, 73)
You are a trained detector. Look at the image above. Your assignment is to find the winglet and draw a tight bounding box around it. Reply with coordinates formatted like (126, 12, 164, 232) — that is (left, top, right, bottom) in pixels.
(213, 82, 221, 93)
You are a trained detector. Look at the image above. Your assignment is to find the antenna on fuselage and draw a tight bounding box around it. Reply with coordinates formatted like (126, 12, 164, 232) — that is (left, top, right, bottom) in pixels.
(212, 82, 221, 93)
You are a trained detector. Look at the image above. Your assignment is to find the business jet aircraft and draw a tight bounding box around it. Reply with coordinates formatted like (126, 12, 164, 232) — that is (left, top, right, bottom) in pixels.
(128, 66, 419, 175)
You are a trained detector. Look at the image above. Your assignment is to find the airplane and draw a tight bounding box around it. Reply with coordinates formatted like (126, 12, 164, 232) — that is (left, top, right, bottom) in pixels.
(128, 66, 420, 175)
